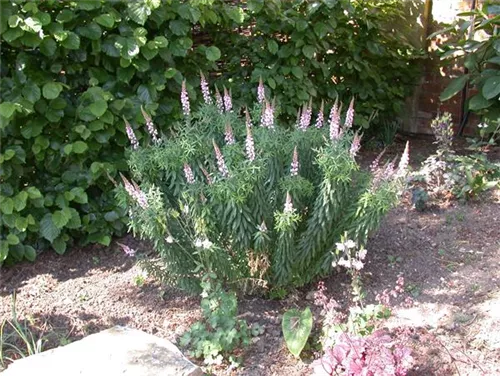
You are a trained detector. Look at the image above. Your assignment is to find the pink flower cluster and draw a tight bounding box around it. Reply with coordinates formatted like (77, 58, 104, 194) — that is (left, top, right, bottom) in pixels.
(213, 140, 229, 177)
(181, 80, 190, 117)
(328, 99, 342, 141)
(183, 163, 195, 184)
(223, 87, 232, 112)
(260, 100, 275, 128)
(224, 122, 235, 145)
(298, 101, 312, 131)
(284, 191, 294, 213)
(344, 98, 355, 129)
(246, 124, 255, 161)
(315, 100, 324, 129)
(376, 274, 413, 307)
(257, 77, 266, 104)
(120, 173, 148, 209)
(141, 106, 160, 144)
(349, 133, 362, 158)
(215, 86, 224, 114)
(200, 72, 212, 105)
(124, 118, 139, 150)
(290, 146, 299, 176)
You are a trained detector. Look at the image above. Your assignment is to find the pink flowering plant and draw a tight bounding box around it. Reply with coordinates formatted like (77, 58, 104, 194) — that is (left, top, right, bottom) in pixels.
(118, 74, 410, 292)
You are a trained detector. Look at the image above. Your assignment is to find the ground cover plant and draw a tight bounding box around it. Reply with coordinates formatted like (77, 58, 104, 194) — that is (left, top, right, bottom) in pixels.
(412, 112, 500, 205)
(120, 77, 410, 292)
(0, 0, 422, 265)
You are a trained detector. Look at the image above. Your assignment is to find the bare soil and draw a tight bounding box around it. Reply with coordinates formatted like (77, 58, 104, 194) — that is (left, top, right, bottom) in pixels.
(1, 139, 499, 375)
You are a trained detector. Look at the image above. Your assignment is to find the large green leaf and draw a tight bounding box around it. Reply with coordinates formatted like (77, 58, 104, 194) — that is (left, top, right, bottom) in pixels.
(40, 213, 61, 242)
(282, 307, 313, 358)
(205, 46, 221, 61)
(440, 75, 469, 101)
(267, 40, 279, 54)
(76, 0, 101, 10)
(482, 76, 500, 99)
(40, 38, 57, 56)
(0, 102, 16, 118)
(128, 2, 150, 25)
(61, 32, 80, 49)
(468, 93, 493, 110)
(22, 82, 41, 103)
(95, 14, 115, 28)
(89, 100, 108, 117)
(302, 45, 315, 59)
(42, 82, 63, 100)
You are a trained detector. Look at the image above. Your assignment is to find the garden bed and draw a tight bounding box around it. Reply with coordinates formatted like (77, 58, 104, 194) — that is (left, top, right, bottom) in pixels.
(1, 139, 499, 375)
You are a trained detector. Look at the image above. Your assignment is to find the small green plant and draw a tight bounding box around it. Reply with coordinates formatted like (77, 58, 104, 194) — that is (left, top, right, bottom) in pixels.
(92, 256, 100, 266)
(387, 254, 403, 267)
(0, 294, 45, 370)
(133, 274, 146, 287)
(414, 113, 500, 200)
(282, 307, 313, 358)
(180, 273, 252, 366)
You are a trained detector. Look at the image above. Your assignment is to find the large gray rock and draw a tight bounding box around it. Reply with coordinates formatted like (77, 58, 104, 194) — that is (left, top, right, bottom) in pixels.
(2, 326, 202, 376)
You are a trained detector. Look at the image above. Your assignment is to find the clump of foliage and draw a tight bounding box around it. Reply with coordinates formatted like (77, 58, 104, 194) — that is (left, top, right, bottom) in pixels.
(179, 273, 253, 367)
(311, 330, 413, 376)
(277, 239, 413, 373)
(0, 0, 421, 264)
(434, 2, 500, 139)
(311, 242, 413, 375)
(0, 294, 45, 370)
(121, 77, 410, 291)
(414, 113, 499, 201)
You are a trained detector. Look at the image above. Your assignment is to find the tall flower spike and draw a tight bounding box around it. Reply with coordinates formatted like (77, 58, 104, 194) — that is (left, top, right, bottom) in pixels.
(123, 117, 139, 150)
(370, 149, 386, 174)
(298, 103, 312, 131)
(223, 86, 232, 113)
(200, 71, 212, 105)
(284, 191, 293, 213)
(212, 140, 229, 177)
(290, 146, 299, 176)
(315, 100, 324, 129)
(350, 132, 362, 158)
(295, 107, 302, 128)
(245, 107, 252, 128)
(201, 167, 213, 185)
(329, 99, 342, 141)
(260, 100, 275, 128)
(141, 106, 159, 144)
(397, 141, 410, 177)
(245, 123, 255, 161)
(257, 77, 265, 104)
(344, 97, 355, 129)
(215, 86, 224, 114)
(120, 173, 135, 197)
(183, 163, 195, 184)
(181, 79, 190, 117)
(224, 122, 235, 145)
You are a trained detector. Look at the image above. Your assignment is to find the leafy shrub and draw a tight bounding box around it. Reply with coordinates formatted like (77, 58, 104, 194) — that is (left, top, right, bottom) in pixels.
(121, 78, 410, 291)
(215, 0, 423, 129)
(282, 307, 313, 358)
(0, 0, 238, 263)
(413, 113, 499, 200)
(434, 2, 500, 137)
(179, 273, 253, 366)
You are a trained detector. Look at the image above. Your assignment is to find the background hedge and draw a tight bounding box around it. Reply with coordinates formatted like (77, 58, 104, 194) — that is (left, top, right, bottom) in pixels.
(0, 0, 422, 264)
